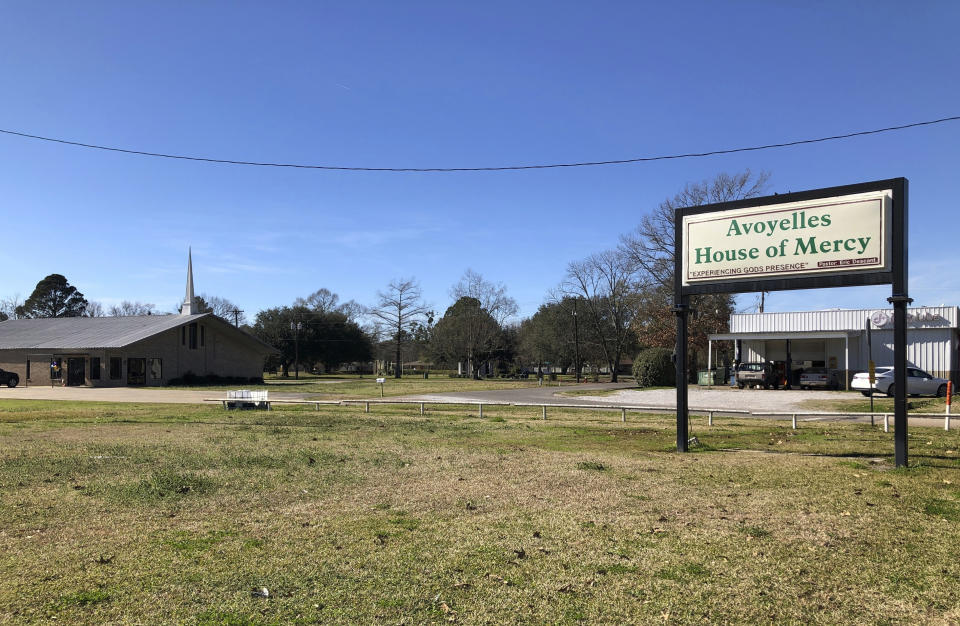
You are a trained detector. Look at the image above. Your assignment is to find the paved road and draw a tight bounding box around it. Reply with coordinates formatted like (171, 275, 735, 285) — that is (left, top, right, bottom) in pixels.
(0, 382, 627, 406)
(1, 383, 949, 428)
(0, 386, 311, 404)
(399, 383, 840, 411)
(399, 384, 951, 427)
(398, 382, 634, 405)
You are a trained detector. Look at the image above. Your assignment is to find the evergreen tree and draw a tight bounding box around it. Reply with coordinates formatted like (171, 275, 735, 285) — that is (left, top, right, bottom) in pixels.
(17, 274, 88, 318)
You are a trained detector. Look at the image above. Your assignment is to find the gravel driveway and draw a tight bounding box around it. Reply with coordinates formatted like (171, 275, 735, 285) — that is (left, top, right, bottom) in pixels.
(399, 383, 850, 413)
(582, 386, 850, 413)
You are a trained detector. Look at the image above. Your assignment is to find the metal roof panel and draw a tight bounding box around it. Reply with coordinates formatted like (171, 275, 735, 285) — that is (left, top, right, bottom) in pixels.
(0, 314, 213, 350)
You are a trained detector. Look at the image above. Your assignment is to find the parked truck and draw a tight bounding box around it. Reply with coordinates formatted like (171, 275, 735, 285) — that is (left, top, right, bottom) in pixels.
(735, 362, 779, 389)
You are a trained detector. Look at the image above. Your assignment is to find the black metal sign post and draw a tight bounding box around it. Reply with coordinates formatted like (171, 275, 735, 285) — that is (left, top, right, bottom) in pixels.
(672, 296, 690, 452)
(866, 318, 874, 418)
(888, 180, 911, 467)
(673, 178, 909, 467)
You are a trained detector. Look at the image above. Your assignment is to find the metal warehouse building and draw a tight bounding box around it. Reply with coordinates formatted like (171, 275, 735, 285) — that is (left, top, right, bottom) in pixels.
(708, 306, 959, 389)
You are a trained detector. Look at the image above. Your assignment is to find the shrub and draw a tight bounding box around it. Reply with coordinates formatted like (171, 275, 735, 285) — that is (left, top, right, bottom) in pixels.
(632, 348, 675, 388)
(166, 372, 263, 386)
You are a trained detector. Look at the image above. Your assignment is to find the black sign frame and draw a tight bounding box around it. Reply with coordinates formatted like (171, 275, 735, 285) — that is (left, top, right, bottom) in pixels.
(673, 178, 910, 467)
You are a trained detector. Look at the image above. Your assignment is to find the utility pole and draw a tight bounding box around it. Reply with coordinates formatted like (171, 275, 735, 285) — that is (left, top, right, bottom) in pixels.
(290, 321, 302, 379)
(572, 299, 581, 383)
(229, 308, 244, 328)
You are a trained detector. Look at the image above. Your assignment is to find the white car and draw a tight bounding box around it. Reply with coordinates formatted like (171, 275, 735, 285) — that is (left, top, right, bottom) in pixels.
(851, 366, 949, 398)
(799, 367, 840, 390)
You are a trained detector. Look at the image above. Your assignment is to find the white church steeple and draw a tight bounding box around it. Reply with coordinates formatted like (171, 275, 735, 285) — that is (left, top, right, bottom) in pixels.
(181, 247, 197, 315)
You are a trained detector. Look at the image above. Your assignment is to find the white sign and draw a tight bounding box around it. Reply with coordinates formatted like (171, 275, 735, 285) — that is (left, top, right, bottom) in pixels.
(376, 377, 385, 384)
(682, 190, 891, 286)
(870, 310, 946, 329)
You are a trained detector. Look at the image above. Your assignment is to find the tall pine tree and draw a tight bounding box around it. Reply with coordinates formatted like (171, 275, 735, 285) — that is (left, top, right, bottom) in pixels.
(17, 274, 89, 318)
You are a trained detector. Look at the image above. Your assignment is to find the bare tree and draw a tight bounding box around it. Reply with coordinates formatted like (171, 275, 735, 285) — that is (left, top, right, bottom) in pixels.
(85, 301, 105, 317)
(295, 288, 341, 313)
(451, 269, 519, 325)
(0, 294, 24, 320)
(444, 270, 518, 377)
(620, 170, 770, 372)
(561, 250, 638, 382)
(296, 288, 365, 323)
(110, 301, 156, 316)
(620, 169, 771, 288)
(369, 278, 429, 378)
(197, 294, 246, 325)
(337, 300, 366, 323)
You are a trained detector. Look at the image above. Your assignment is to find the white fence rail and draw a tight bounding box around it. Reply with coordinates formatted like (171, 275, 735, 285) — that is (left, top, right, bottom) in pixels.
(204, 395, 953, 430)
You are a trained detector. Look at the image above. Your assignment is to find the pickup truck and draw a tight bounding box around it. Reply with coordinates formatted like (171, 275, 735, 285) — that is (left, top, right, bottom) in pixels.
(736, 362, 778, 389)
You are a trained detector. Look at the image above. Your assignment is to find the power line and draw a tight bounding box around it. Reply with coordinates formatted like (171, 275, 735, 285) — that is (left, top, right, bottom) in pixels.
(1, 115, 958, 173)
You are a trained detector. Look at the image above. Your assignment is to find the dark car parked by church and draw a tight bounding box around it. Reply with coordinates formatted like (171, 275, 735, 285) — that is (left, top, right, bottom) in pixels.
(0, 368, 19, 387)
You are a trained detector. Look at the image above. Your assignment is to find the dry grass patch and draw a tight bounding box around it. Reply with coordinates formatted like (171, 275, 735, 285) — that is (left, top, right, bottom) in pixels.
(2, 400, 960, 623)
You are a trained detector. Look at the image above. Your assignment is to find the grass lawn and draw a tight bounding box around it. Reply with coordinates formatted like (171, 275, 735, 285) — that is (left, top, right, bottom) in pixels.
(3, 399, 960, 623)
(165, 373, 545, 400)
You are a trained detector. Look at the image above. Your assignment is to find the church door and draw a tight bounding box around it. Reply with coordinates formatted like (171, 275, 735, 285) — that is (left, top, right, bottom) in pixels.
(67, 358, 86, 386)
(127, 358, 146, 386)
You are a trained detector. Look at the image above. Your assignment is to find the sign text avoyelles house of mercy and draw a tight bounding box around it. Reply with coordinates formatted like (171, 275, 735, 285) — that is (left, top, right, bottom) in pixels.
(681, 190, 891, 286)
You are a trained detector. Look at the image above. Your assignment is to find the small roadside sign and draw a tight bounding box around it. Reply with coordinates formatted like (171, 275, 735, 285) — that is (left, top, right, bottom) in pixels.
(868, 360, 876, 385)
(376, 377, 385, 398)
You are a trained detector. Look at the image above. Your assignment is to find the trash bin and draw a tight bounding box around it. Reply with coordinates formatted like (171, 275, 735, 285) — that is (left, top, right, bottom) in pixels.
(698, 369, 725, 385)
(423, 372, 429, 379)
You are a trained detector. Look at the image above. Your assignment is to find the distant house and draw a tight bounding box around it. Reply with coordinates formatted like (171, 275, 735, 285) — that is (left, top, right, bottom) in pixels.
(0, 251, 276, 387)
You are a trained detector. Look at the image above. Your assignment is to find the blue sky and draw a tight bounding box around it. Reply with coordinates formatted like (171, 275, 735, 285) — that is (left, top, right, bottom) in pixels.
(1, 2, 958, 320)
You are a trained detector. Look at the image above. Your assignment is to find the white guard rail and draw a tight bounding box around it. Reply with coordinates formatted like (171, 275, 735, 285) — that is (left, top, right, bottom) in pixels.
(204, 396, 952, 430)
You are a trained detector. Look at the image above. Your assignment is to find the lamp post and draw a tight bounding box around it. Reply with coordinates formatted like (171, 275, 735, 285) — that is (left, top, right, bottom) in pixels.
(290, 321, 302, 379)
(572, 299, 581, 383)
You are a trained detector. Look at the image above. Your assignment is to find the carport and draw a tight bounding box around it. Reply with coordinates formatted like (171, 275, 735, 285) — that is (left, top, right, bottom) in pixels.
(708, 331, 856, 390)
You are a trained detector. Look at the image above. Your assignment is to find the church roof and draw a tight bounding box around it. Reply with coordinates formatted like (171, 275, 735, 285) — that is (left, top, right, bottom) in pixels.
(0, 250, 277, 354)
(0, 313, 269, 351)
